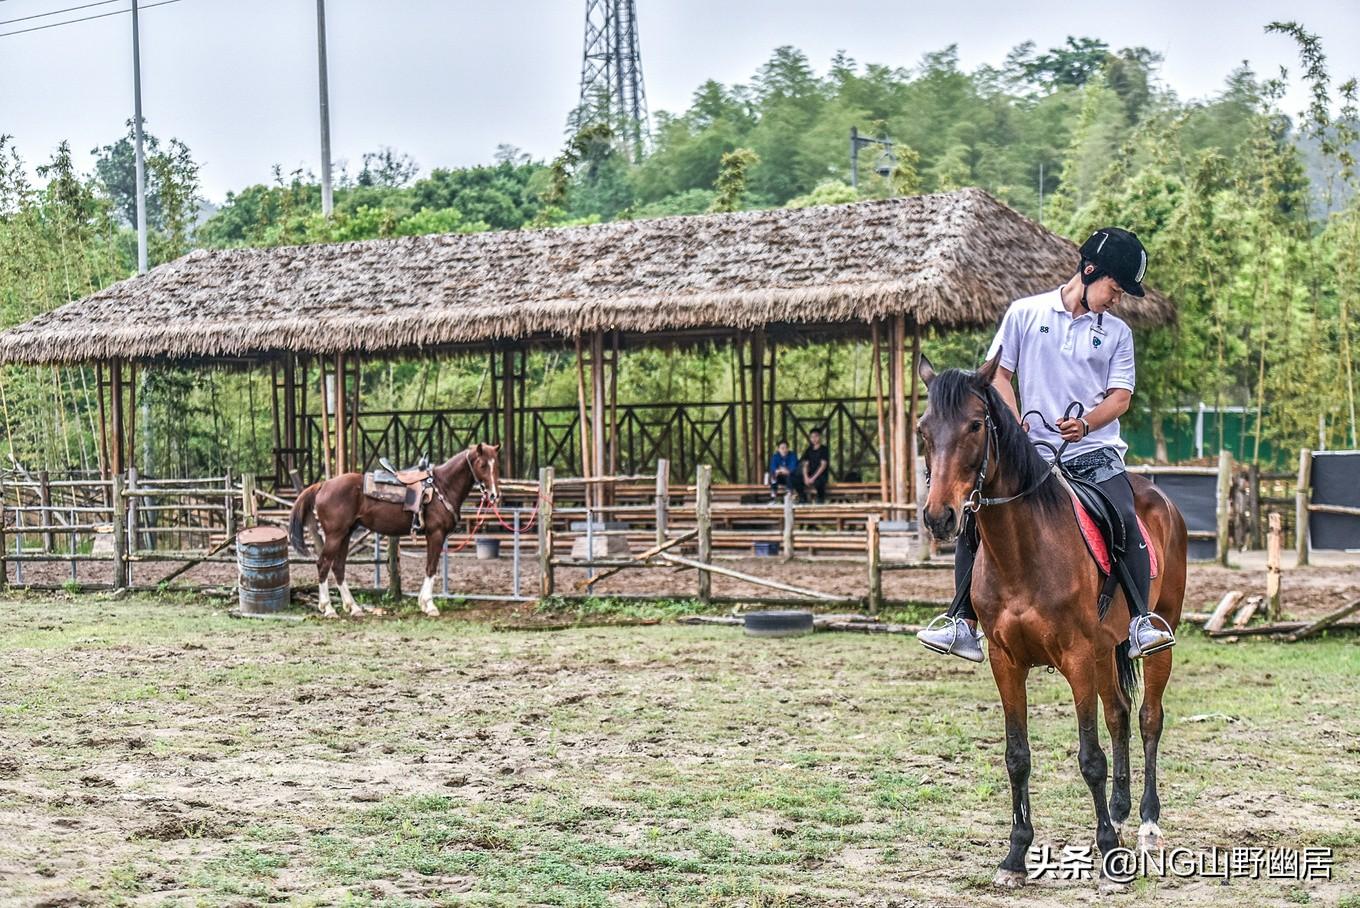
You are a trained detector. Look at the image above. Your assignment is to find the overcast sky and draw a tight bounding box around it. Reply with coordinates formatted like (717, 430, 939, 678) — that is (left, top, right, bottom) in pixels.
(3, 0, 1358, 202)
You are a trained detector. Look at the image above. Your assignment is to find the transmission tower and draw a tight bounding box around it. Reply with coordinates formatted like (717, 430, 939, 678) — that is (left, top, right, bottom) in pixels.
(572, 0, 650, 163)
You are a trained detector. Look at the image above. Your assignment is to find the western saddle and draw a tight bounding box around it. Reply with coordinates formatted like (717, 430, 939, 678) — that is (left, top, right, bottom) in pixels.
(363, 456, 435, 532)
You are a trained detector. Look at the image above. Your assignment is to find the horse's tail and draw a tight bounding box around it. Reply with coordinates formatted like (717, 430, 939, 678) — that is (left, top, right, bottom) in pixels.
(289, 482, 322, 556)
(1115, 639, 1141, 705)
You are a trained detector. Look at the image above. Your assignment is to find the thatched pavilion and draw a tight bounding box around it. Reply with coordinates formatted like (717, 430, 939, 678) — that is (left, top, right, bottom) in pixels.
(0, 188, 1171, 506)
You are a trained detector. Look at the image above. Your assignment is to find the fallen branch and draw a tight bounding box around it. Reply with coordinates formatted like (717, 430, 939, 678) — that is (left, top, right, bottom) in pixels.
(1286, 598, 1360, 642)
(1204, 591, 1244, 633)
(578, 529, 697, 590)
(658, 552, 841, 601)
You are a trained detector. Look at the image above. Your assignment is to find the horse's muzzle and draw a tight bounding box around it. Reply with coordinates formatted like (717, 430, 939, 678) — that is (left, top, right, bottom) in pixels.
(923, 504, 959, 541)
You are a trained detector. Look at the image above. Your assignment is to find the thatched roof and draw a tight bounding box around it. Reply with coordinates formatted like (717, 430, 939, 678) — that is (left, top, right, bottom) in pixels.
(0, 188, 1172, 365)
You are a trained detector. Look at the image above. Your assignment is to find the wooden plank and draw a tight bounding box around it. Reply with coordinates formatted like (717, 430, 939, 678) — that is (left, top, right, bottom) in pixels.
(1286, 598, 1360, 642)
(660, 552, 842, 601)
(318, 356, 332, 480)
(890, 315, 908, 513)
(907, 323, 921, 502)
(1204, 590, 1244, 633)
(1266, 511, 1282, 620)
(871, 319, 890, 504)
(1296, 448, 1311, 566)
(696, 464, 712, 602)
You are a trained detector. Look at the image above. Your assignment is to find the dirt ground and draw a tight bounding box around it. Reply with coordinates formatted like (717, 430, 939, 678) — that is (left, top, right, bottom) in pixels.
(0, 593, 1356, 907)
(10, 544, 1360, 621)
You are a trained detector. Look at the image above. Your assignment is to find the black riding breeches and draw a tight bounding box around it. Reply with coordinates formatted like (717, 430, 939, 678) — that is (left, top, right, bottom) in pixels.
(948, 458, 1151, 621)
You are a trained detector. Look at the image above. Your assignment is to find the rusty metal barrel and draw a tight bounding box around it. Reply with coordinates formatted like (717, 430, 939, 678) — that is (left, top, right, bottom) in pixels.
(236, 526, 291, 614)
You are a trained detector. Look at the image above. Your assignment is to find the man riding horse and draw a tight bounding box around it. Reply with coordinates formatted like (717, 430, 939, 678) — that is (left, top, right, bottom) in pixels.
(917, 227, 1176, 662)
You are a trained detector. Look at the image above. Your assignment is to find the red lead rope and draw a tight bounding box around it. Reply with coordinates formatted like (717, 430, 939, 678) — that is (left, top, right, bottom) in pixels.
(442, 495, 538, 555)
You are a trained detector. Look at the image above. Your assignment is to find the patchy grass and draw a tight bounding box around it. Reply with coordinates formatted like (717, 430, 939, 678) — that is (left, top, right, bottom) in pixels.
(0, 594, 1355, 906)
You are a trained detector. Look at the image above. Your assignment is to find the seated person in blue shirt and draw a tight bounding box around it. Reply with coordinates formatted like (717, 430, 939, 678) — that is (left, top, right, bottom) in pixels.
(768, 439, 798, 498)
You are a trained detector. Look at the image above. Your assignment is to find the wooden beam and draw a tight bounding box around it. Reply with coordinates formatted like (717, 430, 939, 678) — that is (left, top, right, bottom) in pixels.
(696, 464, 712, 602)
(579, 528, 697, 590)
(109, 359, 125, 477)
(574, 336, 592, 497)
(95, 363, 110, 481)
(736, 335, 751, 482)
(1266, 511, 1282, 620)
(1296, 448, 1311, 566)
(537, 466, 555, 597)
(871, 320, 890, 503)
(661, 552, 842, 601)
(907, 323, 921, 503)
(890, 316, 909, 513)
(750, 330, 765, 485)
(317, 356, 332, 480)
(501, 348, 516, 476)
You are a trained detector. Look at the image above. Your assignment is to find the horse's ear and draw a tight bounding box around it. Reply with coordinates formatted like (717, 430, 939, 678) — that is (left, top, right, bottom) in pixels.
(918, 353, 937, 387)
(977, 347, 1002, 386)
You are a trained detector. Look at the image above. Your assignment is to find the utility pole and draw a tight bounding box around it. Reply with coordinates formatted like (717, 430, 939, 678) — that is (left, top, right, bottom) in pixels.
(131, 0, 148, 273)
(316, 0, 334, 216)
(849, 127, 896, 190)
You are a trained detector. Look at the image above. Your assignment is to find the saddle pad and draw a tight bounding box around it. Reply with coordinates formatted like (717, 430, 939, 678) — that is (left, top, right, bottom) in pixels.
(362, 473, 407, 504)
(1070, 494, 1159, 579)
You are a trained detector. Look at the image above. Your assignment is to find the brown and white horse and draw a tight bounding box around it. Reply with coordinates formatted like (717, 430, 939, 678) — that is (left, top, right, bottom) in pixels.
(288, 444, 502, 617)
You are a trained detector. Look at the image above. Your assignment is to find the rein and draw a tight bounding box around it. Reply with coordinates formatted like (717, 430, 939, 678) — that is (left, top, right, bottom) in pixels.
(948, 391, 1070, 514)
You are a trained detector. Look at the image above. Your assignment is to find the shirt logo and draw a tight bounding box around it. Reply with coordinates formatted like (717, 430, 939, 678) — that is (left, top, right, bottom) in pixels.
(1092, 337, 1102, 348)
(1040, 326, 1050, 333)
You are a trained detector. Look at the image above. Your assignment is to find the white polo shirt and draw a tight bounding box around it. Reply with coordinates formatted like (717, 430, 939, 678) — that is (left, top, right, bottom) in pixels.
(985, 288, 1136, 463)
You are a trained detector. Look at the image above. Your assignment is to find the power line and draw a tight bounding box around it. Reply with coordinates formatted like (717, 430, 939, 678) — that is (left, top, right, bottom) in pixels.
(0, 0, 122, 27)
(0, 0, 183, 38)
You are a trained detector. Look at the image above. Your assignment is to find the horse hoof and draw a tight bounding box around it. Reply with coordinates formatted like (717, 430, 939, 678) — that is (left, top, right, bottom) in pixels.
(421, 604, 440, 618)
(992, 869, 1026, 889)
(1138, 821, 1164, 853)
(1098, 876, 1130, 895)
(321, 609, 339, 620)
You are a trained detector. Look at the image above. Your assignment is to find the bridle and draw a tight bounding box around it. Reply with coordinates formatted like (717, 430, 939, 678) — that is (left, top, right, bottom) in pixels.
(926, 389, 1062, 515)
(428, 447, 498, 518)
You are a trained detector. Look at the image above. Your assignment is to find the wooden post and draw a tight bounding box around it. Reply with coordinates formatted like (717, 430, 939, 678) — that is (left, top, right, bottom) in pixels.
(609, 331, 620, 478)
(782, 491, 795, 561)
(537, 466, 554, 598)
(867, 514, 882, 615)
(1216, 449, 1232, 567)
(590, 332, 607, 485)
(907, 324, 921, 503)
(1295, 448, 1311, 567)
(1266, 511, 1282, 621)
(334, 353, 348, 475)
(223, 473, 236, 550)
(750, 330, 765, 484)
(574, 337, 592, 501)
(696, 464, 712, 602)
(241, 473, 257, 527)
(871, 320, 890, 503)
(1247, 462, 1262, 550)
(111, 472, 127, 589)
(95, 362, 110, 481)
(890, 315, 909, 515)
(38, 469, 53, 553)
(501, 349, 516, 477)
(283, 355, 298, 479)
(125, 468, 139, 583)
(387, 536, 401, 600)
(109, 359, 125, 476)
(318, 356, 333, 480)
(654, 458, 669, 547)
(0, 474, 8, 591)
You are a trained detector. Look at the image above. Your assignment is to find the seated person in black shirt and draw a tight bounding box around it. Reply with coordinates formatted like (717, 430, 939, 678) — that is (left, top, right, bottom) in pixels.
(793, 428, 830, 503)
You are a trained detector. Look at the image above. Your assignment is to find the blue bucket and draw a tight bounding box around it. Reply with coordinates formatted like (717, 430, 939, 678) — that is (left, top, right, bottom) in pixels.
(753, 541, 781, 557)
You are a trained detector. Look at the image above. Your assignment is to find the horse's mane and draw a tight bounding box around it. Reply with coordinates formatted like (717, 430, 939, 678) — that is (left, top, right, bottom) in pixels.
(928, 368, 1067, 515)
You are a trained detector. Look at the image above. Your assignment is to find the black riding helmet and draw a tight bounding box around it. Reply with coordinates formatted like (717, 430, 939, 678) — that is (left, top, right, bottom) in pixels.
(1077, 227, 1148, 299)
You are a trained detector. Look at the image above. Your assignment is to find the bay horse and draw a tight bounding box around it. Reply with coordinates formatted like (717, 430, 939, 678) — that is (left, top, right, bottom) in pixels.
(288, 443, 502, 618)
(916, 352, 1186, 889)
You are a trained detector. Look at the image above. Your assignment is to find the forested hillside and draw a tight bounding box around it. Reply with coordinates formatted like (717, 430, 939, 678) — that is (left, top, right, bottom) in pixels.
(1, 25, 1356, 476)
